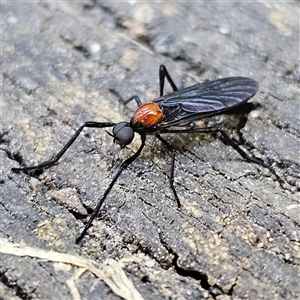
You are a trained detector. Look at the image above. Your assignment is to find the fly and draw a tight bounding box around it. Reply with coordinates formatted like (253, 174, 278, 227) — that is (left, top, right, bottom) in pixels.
(12, 65, 278, 243)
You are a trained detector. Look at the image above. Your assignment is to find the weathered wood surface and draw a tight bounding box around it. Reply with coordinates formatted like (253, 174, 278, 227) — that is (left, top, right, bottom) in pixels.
(1, 2, 299, 300)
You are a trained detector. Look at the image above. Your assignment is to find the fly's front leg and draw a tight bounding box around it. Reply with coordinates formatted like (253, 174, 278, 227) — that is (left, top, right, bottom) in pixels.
(12, 122, 115, 173)
(155, 134, 181, 208)
(76, 133, 147, 243)
(159, 65, 178, 96)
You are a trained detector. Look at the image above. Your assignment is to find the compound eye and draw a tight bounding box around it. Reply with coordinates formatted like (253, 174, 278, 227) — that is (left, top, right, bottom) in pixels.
(112, 122, 134, 147)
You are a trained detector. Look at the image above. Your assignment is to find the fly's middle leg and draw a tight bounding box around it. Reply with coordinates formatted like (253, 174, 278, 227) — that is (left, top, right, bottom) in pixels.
(155, 134, 181, 208)
(109, 88, 142, 107)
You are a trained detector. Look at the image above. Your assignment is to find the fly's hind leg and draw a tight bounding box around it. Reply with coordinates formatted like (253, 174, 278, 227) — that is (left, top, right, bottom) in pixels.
(159, 65, 178, 95)
(110, 64, 178, 106)
(164, 126, 284, 185)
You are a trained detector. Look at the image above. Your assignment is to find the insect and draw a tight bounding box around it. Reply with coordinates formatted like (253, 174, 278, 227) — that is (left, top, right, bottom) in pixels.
(12, 65, 275, 243)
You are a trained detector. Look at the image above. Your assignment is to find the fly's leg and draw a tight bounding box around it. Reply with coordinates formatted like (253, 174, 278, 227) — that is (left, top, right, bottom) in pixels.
(164, 127, 283, 185)
(109, 88, 142, 107)
(76, 133, 146, 243)
(155, 134, 181, 208)
(123, 95, 142, 107)
(109, 64, 178, 107)
(159, 65, 178, 95)
(157, 65, 181, 206)
(12, 122, 115, 173)
(218, 129, 282, 184)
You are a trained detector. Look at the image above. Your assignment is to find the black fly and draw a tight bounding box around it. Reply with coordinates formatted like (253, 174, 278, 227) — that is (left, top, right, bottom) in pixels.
(12, 65, 278, 243)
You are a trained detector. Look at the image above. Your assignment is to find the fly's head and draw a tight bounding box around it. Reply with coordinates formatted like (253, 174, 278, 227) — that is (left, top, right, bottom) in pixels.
(110, 122, 134, 148)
